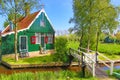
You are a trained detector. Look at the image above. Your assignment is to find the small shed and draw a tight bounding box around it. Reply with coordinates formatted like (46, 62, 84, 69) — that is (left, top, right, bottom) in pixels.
(1, 9, 55, 54)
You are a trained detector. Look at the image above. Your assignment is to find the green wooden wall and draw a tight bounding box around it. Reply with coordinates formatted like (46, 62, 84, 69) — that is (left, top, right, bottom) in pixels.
(29, 12, 54, 33)
(2, 31, 54, 54)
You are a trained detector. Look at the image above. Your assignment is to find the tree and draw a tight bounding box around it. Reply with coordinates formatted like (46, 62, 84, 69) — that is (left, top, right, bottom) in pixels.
(3, 13, 23, 28)
(70, 0, 119, 52)
(116, 32, 120, 41)
(0, 0, 41, 61)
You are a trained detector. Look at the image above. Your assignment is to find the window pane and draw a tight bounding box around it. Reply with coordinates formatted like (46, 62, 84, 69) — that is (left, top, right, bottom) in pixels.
(36, 33, 41, 44)
(48, 37, 53, 44)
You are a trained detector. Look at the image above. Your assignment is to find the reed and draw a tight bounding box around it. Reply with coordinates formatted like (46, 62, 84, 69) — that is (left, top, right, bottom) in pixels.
(0, 70, 97, 80)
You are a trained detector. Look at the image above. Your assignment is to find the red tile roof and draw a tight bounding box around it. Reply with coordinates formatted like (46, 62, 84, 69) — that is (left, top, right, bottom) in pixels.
(2, 11, 40, 35)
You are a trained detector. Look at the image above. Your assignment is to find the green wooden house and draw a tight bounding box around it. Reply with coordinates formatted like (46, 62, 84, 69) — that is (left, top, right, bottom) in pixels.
(1, 9, 55, 54)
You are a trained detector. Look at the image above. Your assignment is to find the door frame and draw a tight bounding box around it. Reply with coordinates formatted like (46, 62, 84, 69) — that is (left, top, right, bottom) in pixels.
(19, 35, 28, 51)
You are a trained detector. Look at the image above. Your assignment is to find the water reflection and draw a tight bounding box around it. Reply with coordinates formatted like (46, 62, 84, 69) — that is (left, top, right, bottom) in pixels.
(0, 64, 81, 75)
(102, 65, 120, 70)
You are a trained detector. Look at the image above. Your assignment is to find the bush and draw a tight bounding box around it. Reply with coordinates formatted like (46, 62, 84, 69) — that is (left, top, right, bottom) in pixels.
(54, 36, 69, 63)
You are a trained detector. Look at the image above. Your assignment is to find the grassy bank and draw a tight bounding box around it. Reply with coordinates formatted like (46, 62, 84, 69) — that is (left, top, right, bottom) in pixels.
(2, 55, 56, 65)
(98, 43, 120, 60)
(0, 71, 97, 80)
(98, 43, 120, 55)
(67, 41, 120, 60)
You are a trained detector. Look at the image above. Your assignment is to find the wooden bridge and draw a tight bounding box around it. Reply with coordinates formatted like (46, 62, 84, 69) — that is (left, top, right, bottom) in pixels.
(69, 47, 114, 77)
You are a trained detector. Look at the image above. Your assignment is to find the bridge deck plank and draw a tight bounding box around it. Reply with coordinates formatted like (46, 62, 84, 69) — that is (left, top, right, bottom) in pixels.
(70, 51, 109, 78)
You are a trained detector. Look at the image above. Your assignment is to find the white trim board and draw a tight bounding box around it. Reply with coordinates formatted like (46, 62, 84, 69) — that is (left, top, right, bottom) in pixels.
(2, 8, 55, 37)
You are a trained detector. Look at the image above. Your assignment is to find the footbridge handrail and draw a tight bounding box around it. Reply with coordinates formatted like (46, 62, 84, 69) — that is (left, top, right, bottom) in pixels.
(69, 48, 96, 77)
(78, 47, 114, 75)
(69, 48, 96, 63)
(97, 52, 114, 75)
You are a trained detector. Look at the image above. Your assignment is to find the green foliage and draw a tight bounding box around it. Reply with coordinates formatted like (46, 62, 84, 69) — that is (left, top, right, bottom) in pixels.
(3, 20, 9, 28)
(70, 0, 119, 51)
(99, 33, 107, 42)
(115, 32, 120, 43)
(54, 36, 69, 63)
(116, 32, 120, 40)
(0, 71, 97, 80)
(67, 41, 79, 49)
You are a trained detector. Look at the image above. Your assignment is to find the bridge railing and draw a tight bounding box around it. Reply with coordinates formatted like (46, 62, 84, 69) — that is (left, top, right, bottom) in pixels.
(69, 48, 96, 77)
(98, 53, 114, 75)
(78, 47, 114, 75)
(82, 52, 96, 77)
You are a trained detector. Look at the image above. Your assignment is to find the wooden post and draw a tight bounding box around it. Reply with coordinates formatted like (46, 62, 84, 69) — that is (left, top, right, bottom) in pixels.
(78, 60, 80, 67)
(92, 62, 95, 77)
(95, 52, 98, 64)
(110, 61, 114, 75)
(81, 52, 86, 77)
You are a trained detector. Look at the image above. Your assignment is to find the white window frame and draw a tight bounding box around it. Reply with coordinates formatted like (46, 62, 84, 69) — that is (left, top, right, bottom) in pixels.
(47, 34, 53, 44)
(35, 33, 41, 44)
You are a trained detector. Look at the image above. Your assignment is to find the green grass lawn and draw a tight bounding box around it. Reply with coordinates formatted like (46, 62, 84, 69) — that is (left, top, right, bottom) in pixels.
(2, 42, 120, 65)
(98, 43, 120, 60)
(67, 41, 120, 60)
(2, 54, 57, 65)
(98, 43, 120, 55)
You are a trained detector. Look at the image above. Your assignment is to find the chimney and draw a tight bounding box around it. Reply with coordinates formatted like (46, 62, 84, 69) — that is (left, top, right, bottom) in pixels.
(24, 2, 30, 16)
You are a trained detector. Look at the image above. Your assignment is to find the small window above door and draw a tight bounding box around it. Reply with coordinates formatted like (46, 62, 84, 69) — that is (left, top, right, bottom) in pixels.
(40, 13, 45, 27)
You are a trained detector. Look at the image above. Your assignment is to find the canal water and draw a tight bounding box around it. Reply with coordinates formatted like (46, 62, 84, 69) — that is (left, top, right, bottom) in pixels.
(0, 64, 81, 75)
(0, 62, 120, 75)
(102, 65, 120, 70)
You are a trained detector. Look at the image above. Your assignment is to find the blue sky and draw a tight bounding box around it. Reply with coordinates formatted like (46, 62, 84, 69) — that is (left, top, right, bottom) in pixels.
(0, 0, 120, 31)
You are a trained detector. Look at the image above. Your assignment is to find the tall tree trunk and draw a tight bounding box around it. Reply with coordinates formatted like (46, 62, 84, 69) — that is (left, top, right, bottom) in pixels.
(87, 26, 90, 52)
(87, 0, 92, 53)
(96, 31, 99, 52)
(15, 24, 18, 61)
(95, 29, 100, 64)
(79, 26, 84, 49)
(14, 0, 18, 61)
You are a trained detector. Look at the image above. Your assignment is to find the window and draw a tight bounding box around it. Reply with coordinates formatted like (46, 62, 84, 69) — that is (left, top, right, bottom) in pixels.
(40, 13, 45, 27)
(47, 34, 53, 44)
(35, 33, 41, 44)
(40, 21, 45, 26)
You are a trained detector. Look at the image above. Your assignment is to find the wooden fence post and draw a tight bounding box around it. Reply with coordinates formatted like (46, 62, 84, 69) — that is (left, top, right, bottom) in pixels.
(92, 62, 95, 77)
(110, 61, 114, 75)
(81, 52, 86, 77)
